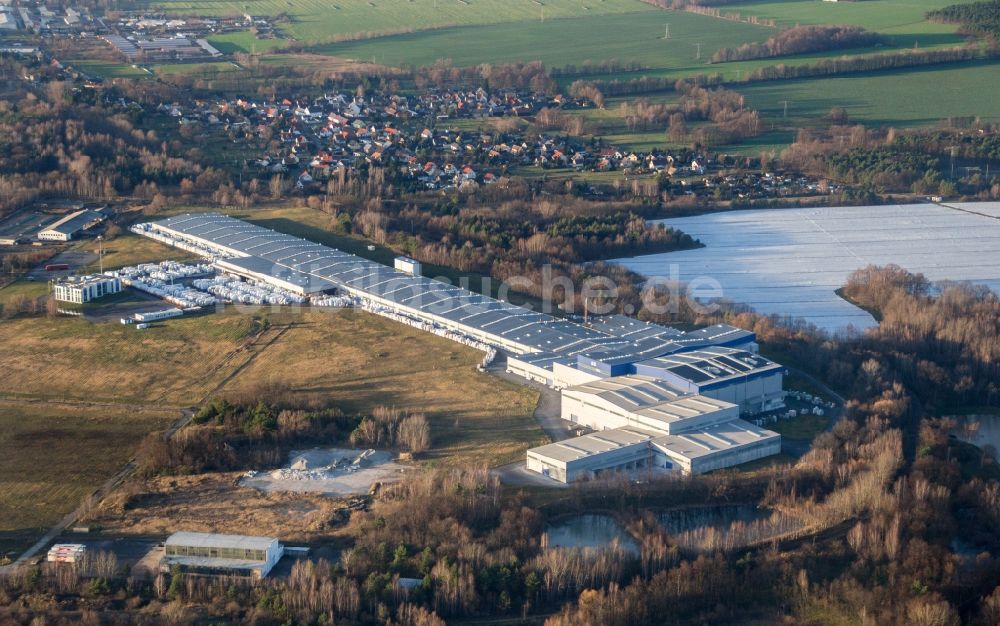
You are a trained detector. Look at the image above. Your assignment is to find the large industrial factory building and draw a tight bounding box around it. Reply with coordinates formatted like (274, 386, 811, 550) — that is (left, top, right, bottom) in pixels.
(526, 376, 781, 482)
(134, 213, 785, 482)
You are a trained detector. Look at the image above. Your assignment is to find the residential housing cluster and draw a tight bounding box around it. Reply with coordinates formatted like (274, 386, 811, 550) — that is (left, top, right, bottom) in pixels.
(159, 87, 834, 198)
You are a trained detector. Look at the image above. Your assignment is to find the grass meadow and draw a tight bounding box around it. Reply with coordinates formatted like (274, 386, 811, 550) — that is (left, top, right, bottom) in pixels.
(0, 403, 174, 555)
(568, 60, 1000, 154)
(0, 264, 543, 551)
(739, 61, 1000, 127)
(141, 0, 647, 44)
(311, 9, 772, 69)
(79, 232, 201, 271)
(724, 0, 965, 36)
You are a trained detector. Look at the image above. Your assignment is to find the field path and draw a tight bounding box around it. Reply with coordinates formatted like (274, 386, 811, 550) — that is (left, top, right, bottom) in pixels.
(148, 320, 295, 404)
(195, 321, 296, 402)
(0, 322, 298, 574)
(0, 407, 193, 576)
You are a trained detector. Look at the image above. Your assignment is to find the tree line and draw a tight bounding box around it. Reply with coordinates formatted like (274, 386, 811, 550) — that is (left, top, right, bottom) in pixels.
(132, 380, 432, 476)
(583, 45, 995, 99)
(740, 44, 994, 83)
(710, 24, 883, 63)
(780, 125, 999, 197)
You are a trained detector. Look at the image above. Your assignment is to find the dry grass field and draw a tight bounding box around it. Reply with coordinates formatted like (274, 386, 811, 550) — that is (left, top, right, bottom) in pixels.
(92, 473, 346, 543)
(78, 232, 201, 271)
(0, 402, 173, 555)
(0, 312, 261, 407)
(225, 308, 543, 467)
(0, 298, 541, 552)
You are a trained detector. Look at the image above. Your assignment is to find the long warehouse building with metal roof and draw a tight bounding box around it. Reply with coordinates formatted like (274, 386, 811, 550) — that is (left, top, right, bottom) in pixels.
(132, 213, 785, 482)
(133, 213, 763, 374)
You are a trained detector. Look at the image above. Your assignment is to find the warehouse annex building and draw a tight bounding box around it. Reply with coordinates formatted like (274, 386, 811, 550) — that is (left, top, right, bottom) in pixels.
(37, 208, 106, 242)
(526, 376, 780, 482)
(133, 213, 787, 482)
(160, 532, 284, 579)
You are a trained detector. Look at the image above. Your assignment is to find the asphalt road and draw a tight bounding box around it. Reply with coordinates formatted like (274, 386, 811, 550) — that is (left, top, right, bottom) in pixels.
(26, 249, 98, 280)
(487, 354, 576, 443)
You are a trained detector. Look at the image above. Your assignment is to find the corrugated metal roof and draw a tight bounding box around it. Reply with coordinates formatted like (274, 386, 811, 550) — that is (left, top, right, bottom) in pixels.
(651, 419, 778, 460)
(146, 213, 756, 364)
(634, 347, 783, 385)
(165, 531, 278, 552)
(40, 209, 104, 236)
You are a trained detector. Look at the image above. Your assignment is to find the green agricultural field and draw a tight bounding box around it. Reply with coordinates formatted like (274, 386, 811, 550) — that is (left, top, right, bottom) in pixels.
(728, 0, 964, 43)
(312, 9, 773, 71)
(563, 59, 1000, 154)
(154, 61, 243, 76)
(739, 61, 1000, 127)
(137, 0, 648, 46)
(207, 32, 288, 55)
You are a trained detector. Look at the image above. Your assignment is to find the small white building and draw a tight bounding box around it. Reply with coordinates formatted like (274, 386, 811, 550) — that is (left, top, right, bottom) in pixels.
(134, 308, 182, 322)
(53, 275, 121, 303)
(47, 544, 86, 564)
(394, 256, 422, 276)
(161, 531, 283, 579)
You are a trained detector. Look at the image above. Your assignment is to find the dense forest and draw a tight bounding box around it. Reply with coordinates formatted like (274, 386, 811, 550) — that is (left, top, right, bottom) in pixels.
(928, 0, 1000, 37)
(711, 25, 884, 63)
(780, 124, 1000, 197)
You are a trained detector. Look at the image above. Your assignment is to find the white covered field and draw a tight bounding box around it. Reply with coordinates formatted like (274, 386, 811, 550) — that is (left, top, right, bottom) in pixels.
(615, 203, 1000, 333)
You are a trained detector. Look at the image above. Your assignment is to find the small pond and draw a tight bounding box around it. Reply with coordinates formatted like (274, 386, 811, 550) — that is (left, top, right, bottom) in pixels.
(543, 514, 639, 554)
(953, 414, 1000, 462)
(659, 504, 770, 535)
